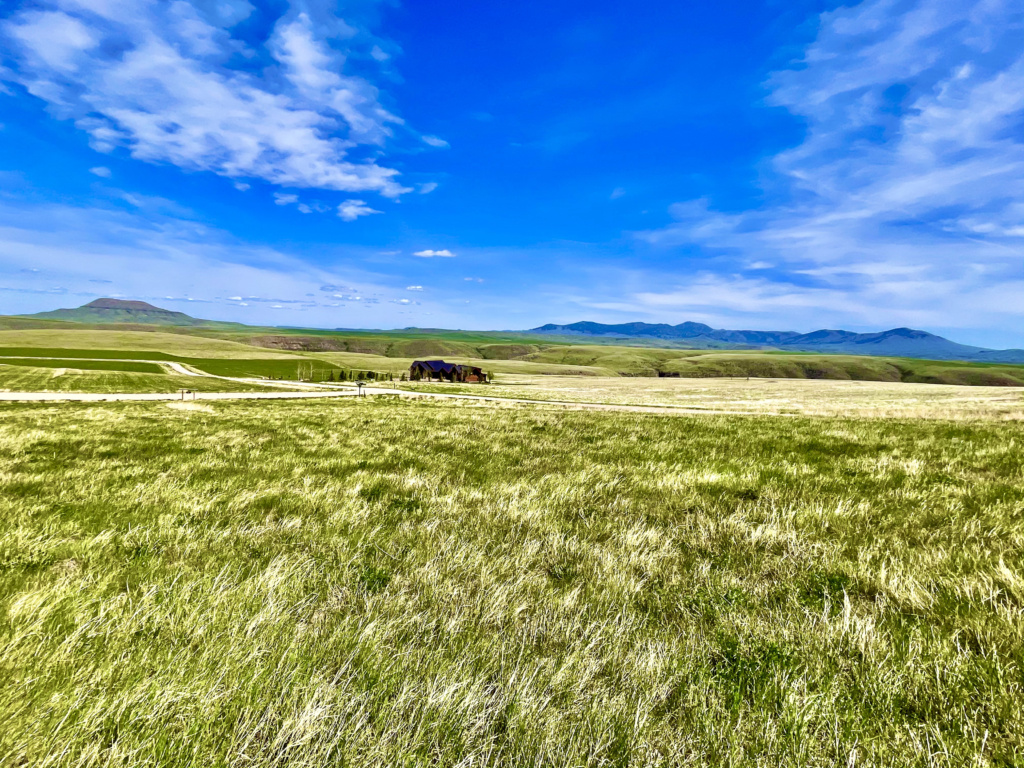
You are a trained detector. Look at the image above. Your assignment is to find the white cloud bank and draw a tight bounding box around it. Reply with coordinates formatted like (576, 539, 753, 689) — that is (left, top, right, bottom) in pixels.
(1, 1, 413, 197)
(632, 0, 1024, 340)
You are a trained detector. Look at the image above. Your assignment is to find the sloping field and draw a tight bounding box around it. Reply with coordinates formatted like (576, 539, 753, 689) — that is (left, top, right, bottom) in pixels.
(0, 399, 1021, 766)
(0, 330, 306, 359)
(0, 366, 280, 393)
(1, 327, 1021, 386)
(0, 358, 163, 373)
(304, 350, 606, 377)
(528, 346, 1024, 385)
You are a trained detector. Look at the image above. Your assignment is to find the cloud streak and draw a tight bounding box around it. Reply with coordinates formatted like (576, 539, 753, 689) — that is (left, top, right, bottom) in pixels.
(634, 0, 1024, 338)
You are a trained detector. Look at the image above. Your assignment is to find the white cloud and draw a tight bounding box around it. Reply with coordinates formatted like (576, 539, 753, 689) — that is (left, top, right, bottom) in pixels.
(418, 182, 439, 194)
(406, 285, 423, 291)
(634, 0, 1024, 338)
(422, 135, 449, 148)
(274, 193, 299, 206)
(370, 45, 389, 62)
(337, 199, 382, 221)
(2, 2, 412, 197)
(233, 182, 250, 192)
(413, 249, 455, 257)
(464, 276, 484, 282)
(609, 187, 625, 199)
(89, 166, 111, 178)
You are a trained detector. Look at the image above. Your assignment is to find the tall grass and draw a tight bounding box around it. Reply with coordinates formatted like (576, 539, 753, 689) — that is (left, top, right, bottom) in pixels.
(1, 398, 1022, 766)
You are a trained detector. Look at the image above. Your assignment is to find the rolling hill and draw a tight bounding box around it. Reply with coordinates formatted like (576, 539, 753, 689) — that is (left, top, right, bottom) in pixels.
(25, 298, 228, 327)
(14, 299, 1024, 366)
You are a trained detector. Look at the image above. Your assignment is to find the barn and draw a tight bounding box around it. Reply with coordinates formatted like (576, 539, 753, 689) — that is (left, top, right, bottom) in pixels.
(409, 360, 486, 383)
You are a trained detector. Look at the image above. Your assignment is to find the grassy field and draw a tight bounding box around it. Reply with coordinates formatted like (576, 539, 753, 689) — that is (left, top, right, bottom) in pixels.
(1, 326, 1023, 386)
(0, 366, 281, 394)
(525, 347, 1024, 385)
(183, 357, 381, 381)
(0, 358, 165, 374)
(399, 375, 1024, 420)
(0, 330, 307, 360)
(1, 398, 1022, 766)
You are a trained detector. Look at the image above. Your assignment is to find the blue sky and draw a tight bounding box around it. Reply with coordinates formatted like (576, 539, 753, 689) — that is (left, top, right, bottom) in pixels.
(1, 0, 1022, 346)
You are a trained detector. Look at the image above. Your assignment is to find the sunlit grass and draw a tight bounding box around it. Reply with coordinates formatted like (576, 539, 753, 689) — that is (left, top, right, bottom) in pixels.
(0, 366, 281, 393)
(1, 398, 1022, 766)
(399, 375, 1024, 420)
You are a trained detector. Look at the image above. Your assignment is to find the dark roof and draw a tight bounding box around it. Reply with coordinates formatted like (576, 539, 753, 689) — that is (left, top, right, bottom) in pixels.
(411, 359, 457, 373)
(410, 360, 484, 375)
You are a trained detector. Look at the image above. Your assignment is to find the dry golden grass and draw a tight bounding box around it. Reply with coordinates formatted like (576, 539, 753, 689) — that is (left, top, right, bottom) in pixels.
(400, 375, 1024, 420)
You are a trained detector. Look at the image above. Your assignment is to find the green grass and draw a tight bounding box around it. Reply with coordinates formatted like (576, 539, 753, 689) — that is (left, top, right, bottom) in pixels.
(0, 358, 164, 373)
(0, 329, 307, 359)
(0, 366, 280, 394)
(0, 348, 387, 382)
(0, 347, 188, 360)
(1, 399, 1022, 766)
(1, 326, 1023, 386)
(183, 357, 380, 380)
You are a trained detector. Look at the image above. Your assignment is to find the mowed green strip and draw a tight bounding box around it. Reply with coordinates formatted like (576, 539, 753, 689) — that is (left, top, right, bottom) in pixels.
(185, 358, 365, 379)
(0, 366, 281, 393)
(1, 399, 1021, 766)
(0, 358, 163, 373)
(0, 347, 185, 361)
(0, 350, 387, 381)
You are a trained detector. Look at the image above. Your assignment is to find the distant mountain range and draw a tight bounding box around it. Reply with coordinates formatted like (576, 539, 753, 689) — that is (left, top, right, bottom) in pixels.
(15, 300, 1024, 364)
(531, 321, 1024, 363)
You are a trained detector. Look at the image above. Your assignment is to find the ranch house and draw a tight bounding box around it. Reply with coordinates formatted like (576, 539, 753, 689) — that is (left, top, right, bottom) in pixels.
(409, 360, 486, 383)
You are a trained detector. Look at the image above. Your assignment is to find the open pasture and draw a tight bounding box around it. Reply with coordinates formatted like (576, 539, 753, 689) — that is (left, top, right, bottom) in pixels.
(0, 365, 281, 394)
(401, 375, 1024, 420)
(0, 329, 307, 360)
(1, 398, 1022, 766)
(0, 358, 164, 374)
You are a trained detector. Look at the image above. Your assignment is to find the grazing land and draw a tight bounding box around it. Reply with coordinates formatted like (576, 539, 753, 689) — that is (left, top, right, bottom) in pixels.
(0, 366, 281, 394)
(2, 322, 1024, 386)
(0, 358, 165, 374)
(1, 397, 1022, 767)
(399, 375, 1024, 420)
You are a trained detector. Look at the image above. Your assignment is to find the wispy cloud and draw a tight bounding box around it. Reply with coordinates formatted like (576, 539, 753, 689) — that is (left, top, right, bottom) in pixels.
(633, 0, 1024, 337)
(406, 285, 423, 291)
(0, 197, 437, 325)
(89, 166, 111, 178)
(413, 249, 455, 257)
(337, 199, 382, 221)
(422, 135, 449, 148)
(418, 182, 439, 194)
(2, 2, 411, 197)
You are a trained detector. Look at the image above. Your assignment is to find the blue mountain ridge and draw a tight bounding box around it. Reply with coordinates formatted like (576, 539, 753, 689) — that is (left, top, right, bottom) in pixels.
(530, 322, 1024, 363)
